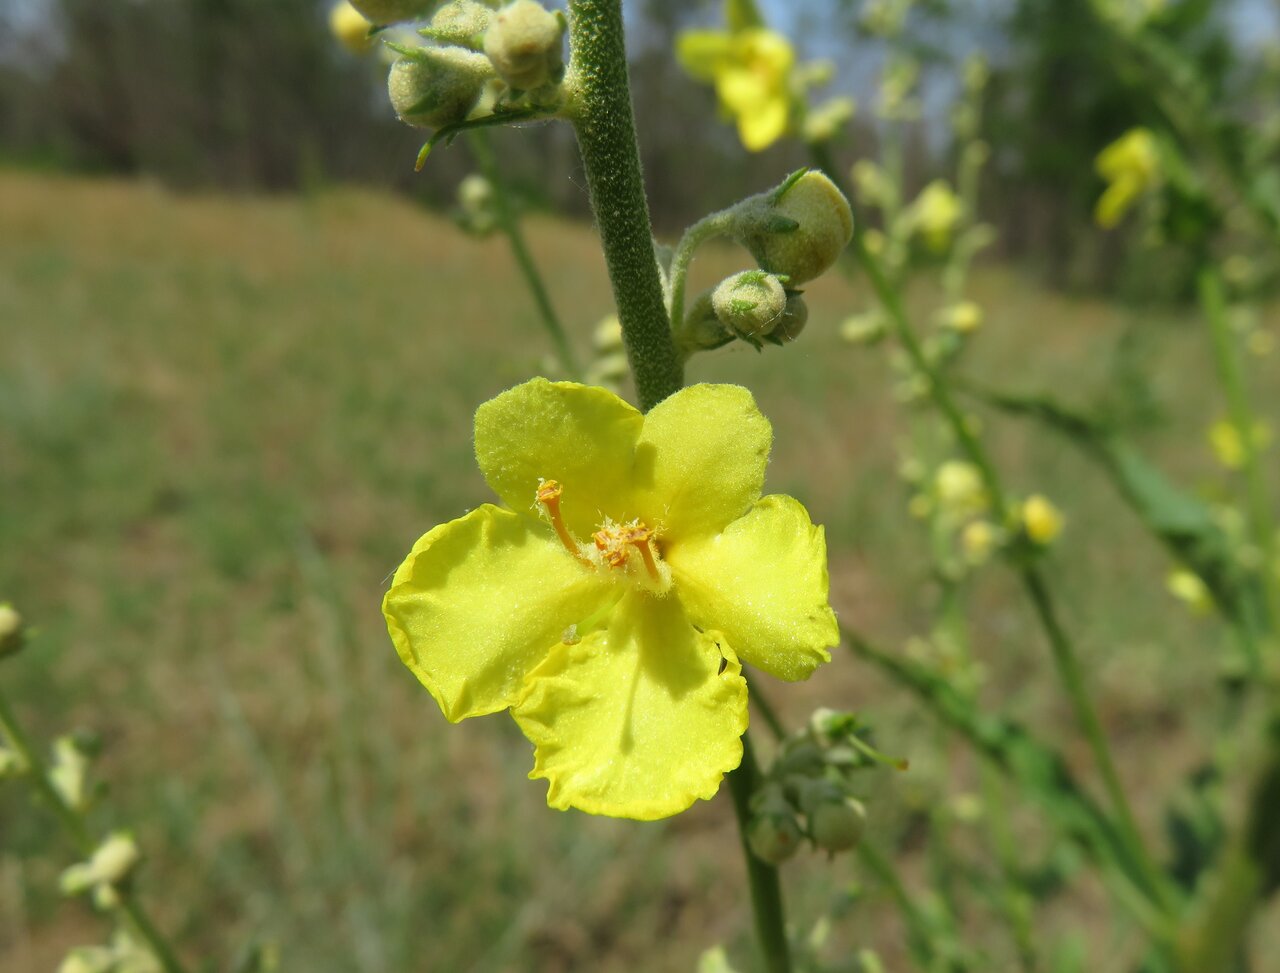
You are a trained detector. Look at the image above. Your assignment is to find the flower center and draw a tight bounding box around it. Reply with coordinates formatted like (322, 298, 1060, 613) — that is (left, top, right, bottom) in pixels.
(536, 479, 669, 591)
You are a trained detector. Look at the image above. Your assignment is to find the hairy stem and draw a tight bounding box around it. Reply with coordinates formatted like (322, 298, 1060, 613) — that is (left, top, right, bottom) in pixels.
(468, 130, 580, 380)
(564, 0, 681, 409)
(668, 209, 734, 335)
(0, 688, 188, 973)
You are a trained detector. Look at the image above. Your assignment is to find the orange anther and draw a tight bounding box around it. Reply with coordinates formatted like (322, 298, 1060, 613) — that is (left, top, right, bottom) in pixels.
(536, 479, 587, 563)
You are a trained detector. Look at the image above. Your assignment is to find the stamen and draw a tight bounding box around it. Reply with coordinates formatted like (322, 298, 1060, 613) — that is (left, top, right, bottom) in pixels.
(624, 525, 662, 581)
(537, 480, 588, 563)
(593, 528, 630, 568)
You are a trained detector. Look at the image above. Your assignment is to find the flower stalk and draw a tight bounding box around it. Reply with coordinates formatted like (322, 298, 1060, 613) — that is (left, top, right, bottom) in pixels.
(564, 0, 682, 409)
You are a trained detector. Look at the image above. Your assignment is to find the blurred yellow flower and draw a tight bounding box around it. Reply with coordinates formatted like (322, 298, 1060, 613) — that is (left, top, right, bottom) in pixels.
(1209, 418, 1272, 470)
(1021, 494, 1064, 546)
(939, 301, 983, 334)
(1094, 128, 1160, 229)
(677, 27, 795, 151)
(935, 460, 986, 517)
(1166, 568, 1212, 614)
(329, 1, 375, 54)
(383, 379, 838, 819)
(961, 520, 998, 564)
(909, 180, 962, 251)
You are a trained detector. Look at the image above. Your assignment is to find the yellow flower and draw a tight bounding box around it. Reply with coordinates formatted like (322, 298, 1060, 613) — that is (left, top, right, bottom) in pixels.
(908, 180, 962, 252)
(677, 28, 795, 152)
(934, 460, 987, 518)
(1021, 494, 1064, 546)
(938, 301, 983, 334)
(1209, 419, 1272, 470)
(383, 379, 838, 819)
(329, 1, 375, 54)
(1094, 128, 1160, 229)
(1166, 568, 1212, 614)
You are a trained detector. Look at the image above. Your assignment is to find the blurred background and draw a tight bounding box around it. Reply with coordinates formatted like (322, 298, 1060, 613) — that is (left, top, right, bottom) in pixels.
(2, 0, 1278, 970)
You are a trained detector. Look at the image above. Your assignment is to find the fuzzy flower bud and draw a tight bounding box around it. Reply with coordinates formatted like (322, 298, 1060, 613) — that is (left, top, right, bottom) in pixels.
(961, 520, 998, 564)
(60, 832, 141, 896)
(388, 47, 493, 129)
(424, 0, 493, 49)
(773, 293, 809, 343)
(909, 180, 962, 251)
(712, 271, 788, 341)
(0, 603, 25, 659)
(935, 461, 986, 517)
(810, 797, 866, 853)
(678, 292, 734, 355)
(840, 310, 888, 345)
(350, 0, 433, 25)
(483, 0, 565, 91)
(748, 808, 802, 864)
(592, 314, 623, 354)
(736, 170, 853, 284)
(1167, 568, 1212, 614)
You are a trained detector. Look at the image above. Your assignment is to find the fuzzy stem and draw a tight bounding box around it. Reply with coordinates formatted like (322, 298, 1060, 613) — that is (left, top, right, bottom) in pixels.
(564, 0, 681, 409)
(468, 130, 581, 380)
(668, 209, 734, 335)
(0, 687, 188, 973)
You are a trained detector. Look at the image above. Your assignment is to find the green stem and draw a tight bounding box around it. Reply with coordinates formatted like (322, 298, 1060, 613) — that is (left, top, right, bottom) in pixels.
(564, 0, 681, 409)
(468, 130, 581, 380)
(668, 209, 734, 335)
(1200, 266, 1280, 631)
(0, 688, 188, 973)
(727, 732, 792, 973)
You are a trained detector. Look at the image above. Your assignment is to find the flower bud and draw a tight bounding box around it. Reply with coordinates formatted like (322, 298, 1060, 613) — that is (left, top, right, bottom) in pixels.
(934, 461, 986, 516)
(424, 0, 492, 50)
(61, 832, 141, 898)
(1021, 494, 1064, 546)
(802, 97, 855, 144)
(57, 947, 116, 973)
(810, 797, 866, 853)
(938, 300, 982, 334)
(49, 734, 91, 811)
(0, 604, 25, 658)
(840, 310, 887, 345)
(960, 520, 998, 564)
(592, 314, 623, 354)
(388, 48, 493, 129)
(677, 292, 734, 355)
(908, 180, 961, 252)
(772, 293, 809, 343)
(329, 1, 375, 54)
(350, 0, 433, 25)
(483, 0, 565, 91)
(747, 809, 802, 864)
(736, 170, 853, 284)
(712, 271, 787, 341)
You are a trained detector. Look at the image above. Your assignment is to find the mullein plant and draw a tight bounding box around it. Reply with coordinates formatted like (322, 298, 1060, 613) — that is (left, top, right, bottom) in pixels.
(357, 3, 890, 972)
(685, 0, 1279, 970)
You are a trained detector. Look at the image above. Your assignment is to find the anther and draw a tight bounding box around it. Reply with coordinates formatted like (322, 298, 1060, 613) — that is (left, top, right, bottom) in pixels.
(624, 525, 662, 581)
(537, 480, 588, 563)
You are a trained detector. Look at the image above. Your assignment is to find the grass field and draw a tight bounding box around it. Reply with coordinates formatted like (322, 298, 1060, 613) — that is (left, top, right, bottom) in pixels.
(2, 168, 1277, 971)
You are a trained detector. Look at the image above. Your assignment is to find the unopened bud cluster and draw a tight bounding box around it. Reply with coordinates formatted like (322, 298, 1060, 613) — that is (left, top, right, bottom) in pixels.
(745, 707, 896, 864)
(380, 0, 567, 137)
(681, 169, 851, 356)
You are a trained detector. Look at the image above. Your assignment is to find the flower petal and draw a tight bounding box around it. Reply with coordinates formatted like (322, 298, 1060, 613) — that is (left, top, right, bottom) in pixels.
(666, 495, 837, 681)
(675, 29, 733, 81)
(474, 379, 644, 536)
(632, 384, 771, 539)
(738, 96, 789, 152)
(384, 504, 613, 722)
(513, 591, 748, 820)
